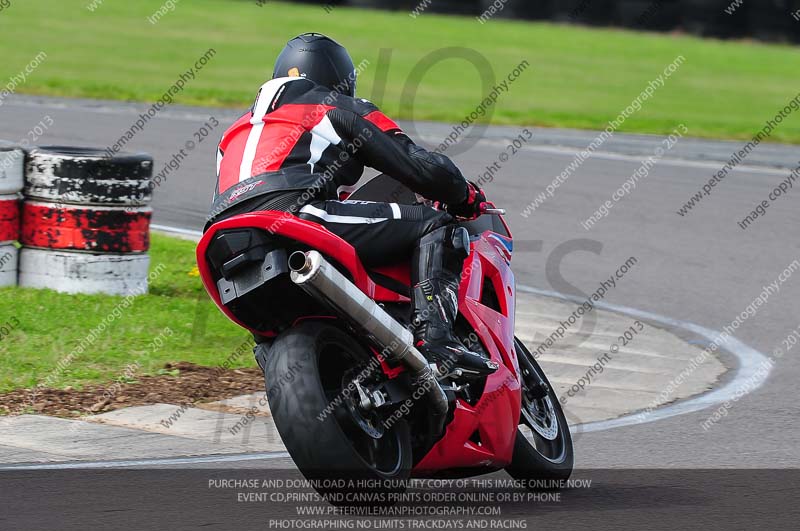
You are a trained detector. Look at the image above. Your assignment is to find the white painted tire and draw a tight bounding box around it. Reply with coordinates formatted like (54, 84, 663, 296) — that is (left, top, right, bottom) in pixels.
(18, 248, 150, 296)
(0, 244, 18, 287)
(0, 148, 25, 195)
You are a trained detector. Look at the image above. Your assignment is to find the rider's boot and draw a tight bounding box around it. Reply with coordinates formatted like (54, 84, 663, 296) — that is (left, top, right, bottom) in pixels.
(411, 225, 499, 377)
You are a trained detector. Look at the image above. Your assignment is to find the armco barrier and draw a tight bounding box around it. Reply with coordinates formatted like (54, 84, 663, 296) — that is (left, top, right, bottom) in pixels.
(18, 146, 154, 296)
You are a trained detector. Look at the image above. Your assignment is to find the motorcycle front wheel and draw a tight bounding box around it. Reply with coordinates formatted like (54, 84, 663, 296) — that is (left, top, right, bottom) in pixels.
(505, 336, 574, 486)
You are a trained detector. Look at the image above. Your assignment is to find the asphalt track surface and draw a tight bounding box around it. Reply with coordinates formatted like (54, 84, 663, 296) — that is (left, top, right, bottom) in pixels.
(2, 95, 799, 528)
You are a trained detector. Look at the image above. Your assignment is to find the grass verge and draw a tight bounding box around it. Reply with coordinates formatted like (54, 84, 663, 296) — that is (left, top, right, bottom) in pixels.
(0, 1, 798, 142)
(0, 234, 250, 394)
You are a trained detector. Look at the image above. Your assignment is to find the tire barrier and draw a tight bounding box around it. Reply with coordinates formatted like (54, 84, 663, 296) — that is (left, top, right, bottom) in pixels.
(0, 148, 24, 195)
(0, 194, 20, 243)
(18, 248, 150, 296)
(0, 147, 23, 287)
(24, 146, 153, 206)
(0, 245, 18, 288)
(17, 146, 155, 296)
(21, 201, 151, 254)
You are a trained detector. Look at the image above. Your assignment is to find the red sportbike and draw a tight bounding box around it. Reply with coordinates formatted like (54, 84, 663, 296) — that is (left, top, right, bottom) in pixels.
(197, 175, 573, 495)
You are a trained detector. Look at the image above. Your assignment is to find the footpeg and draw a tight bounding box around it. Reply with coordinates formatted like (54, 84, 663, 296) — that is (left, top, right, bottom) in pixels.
(434, 355, 499, 379)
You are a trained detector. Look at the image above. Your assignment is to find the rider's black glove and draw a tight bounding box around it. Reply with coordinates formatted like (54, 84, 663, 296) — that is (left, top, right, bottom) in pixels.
(447, 182, 486, 220)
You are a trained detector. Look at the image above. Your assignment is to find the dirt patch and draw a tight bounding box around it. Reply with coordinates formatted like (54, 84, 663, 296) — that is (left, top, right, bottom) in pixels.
(0, 362, 265, 418)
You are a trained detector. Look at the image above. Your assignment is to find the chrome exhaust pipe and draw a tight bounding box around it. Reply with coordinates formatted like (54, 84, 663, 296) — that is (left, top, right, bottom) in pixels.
(289, 250, 448, 435)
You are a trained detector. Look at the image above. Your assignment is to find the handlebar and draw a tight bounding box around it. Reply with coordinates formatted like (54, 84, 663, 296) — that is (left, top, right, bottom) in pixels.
(432, 201, 505, 217)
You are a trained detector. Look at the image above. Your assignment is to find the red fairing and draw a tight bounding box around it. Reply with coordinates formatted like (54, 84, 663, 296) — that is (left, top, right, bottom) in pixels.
(196, 211, 407, 336)
(413, 234, 520, 473)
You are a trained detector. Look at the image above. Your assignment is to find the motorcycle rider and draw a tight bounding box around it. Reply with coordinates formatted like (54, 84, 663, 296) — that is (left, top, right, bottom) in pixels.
(207, 33, 497, 376)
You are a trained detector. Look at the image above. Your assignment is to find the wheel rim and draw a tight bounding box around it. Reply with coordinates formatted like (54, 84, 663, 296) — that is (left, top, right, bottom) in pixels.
(318, 341, 405, 476)
(516, 338, 569, 464)
(520, 393, 559, 441)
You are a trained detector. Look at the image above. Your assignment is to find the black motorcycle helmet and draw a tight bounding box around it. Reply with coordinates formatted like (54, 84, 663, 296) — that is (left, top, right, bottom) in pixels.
(272, 33, 357, 97)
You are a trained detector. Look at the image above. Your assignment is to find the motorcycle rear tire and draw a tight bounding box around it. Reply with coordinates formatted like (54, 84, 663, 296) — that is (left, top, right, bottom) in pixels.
(264, 321, 412, 501)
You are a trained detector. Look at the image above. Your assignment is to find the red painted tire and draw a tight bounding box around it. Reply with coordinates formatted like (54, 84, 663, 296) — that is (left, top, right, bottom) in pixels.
(21, 201, 151, 253)
(0, 194, 20, 243)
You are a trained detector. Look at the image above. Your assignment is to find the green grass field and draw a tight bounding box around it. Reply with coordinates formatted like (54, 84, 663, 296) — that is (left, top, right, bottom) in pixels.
(0, 235, 249, 394)
(0, 0, 798, 142)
